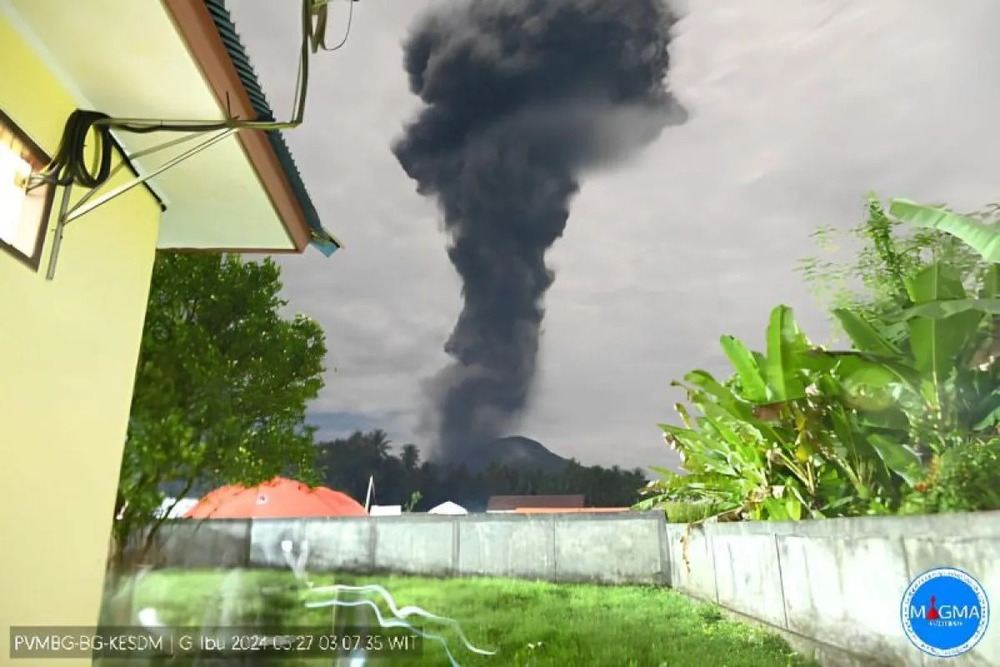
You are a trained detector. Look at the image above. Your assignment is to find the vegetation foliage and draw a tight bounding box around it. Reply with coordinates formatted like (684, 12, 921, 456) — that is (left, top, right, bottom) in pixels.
(172, 429, 648, 513)
(641, 196, 1000, 521)
(315, 429, 647, 511)
(113, 253, 326, 571)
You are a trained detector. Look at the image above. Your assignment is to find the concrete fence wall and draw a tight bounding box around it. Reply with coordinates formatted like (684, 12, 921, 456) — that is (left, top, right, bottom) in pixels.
(145, 512, 668, 584)
(666, 511, 999, 667)
(142, 511, 1000, 667)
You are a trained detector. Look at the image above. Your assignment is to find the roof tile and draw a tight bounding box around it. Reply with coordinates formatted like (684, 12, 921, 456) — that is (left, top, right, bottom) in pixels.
(204, 0, 339, 253)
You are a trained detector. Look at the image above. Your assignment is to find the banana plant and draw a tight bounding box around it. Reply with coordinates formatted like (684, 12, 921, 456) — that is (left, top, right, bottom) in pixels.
(652, 305, 911, 520)
(720, 305, 814, 406)
(889, 199, 1000, 262)
(652, 200, 1000, 522)
(656, 372, 831, 521)
(830, 260, 998, 450)
(886, 198, 1000, 434)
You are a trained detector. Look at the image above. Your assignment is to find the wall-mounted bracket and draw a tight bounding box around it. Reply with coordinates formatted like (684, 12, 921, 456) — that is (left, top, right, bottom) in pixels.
(45, 127, 238, 281)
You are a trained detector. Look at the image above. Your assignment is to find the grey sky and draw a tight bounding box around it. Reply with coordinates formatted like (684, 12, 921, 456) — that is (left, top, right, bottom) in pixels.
(228, 0, 1000, 471)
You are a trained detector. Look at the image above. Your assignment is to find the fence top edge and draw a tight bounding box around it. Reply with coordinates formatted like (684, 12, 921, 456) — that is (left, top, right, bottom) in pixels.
(160, 511, 665, 525)
(662, 510, 1000, 539)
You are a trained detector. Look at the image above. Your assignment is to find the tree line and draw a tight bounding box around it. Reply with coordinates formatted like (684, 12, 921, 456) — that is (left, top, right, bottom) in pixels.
(315, 429, 648, 512)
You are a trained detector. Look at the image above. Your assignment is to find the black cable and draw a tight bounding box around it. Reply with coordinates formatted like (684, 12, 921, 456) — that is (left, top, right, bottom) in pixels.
(38, 0, 353, 191)
(37, 111, 236, 190)
(295, 0, 310, 122)
(311, 0, 358, 53)
(41, 110, 114, 188)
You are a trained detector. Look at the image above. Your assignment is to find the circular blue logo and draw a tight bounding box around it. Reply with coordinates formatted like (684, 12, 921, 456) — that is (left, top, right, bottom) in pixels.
(901, 567, 989, 657)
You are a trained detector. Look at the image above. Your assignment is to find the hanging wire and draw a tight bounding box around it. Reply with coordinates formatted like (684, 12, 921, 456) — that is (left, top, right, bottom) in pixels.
(34, 0, 356, 191)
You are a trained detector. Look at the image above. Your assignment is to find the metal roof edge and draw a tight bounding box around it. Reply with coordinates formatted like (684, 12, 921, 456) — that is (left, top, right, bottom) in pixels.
(203, 0, 341, 255)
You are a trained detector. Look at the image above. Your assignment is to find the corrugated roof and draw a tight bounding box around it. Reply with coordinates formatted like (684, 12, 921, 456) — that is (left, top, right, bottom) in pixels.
(486, 495, 586, 511)
(204, 0, 340, 256)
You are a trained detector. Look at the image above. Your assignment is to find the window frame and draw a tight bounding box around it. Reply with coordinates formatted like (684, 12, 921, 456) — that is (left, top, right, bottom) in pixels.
(0, 108, 56, 272)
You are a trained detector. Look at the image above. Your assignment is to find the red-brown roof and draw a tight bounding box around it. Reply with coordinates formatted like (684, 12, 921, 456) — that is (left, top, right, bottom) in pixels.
(486, 494, 585, 511)
(162, 0, 336, 254)
(513, 507, 628, 514)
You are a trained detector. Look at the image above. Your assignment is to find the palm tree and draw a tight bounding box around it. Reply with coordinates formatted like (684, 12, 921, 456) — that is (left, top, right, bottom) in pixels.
(365, 429, 392, 462)
(401, 444, 420, 472)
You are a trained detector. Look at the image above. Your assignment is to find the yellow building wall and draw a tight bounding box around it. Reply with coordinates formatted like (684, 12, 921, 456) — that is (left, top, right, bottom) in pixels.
(0, 16, 161, 662)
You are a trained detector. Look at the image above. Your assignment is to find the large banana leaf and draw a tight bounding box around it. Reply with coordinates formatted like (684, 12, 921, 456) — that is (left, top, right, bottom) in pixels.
(867, 434, 923, 487)
(764, 305, 809, 401)
(824, 351, 922, 392)
(720, 306, 815, 404)
(889, 199, 1000, 263)
(904, 262, 966, 304)
(833, 309, 902, 356)
(660, 423, 741, 477)
(792, 347, 838, 374)
(982, 266, 1000, 298)
(883, 262, 986, 383)
(855, 408, 910, 432)
(720, 335, 769, 402)
(676, 371, 754, 420)
(903, 264, 982, 379)
(673, 378, 775, 456)
(909, 311, 984, 381)
(700, 401, 765, 468)
(891, 298, 1000, 321)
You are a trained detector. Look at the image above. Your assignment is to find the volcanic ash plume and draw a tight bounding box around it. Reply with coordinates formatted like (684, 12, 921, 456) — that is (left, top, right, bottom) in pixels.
(392, 0, 686, 461)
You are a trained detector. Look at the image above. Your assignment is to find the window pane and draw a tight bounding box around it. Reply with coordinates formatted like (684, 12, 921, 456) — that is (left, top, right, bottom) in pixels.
(0, 113, 53, 268)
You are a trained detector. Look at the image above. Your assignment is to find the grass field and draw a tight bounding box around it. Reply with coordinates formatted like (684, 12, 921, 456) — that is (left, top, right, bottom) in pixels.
(104, 568, 817, 666)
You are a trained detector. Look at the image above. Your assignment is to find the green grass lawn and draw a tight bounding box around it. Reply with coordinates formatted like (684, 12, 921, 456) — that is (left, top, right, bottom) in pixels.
(105, 568, 816, 666)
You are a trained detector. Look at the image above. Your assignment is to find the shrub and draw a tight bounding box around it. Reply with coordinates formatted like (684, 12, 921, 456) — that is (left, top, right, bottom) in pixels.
(905, 438, 1000, 513)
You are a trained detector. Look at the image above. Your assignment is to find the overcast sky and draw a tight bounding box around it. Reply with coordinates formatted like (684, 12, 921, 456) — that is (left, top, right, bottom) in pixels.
(227, 0, 1000, 471)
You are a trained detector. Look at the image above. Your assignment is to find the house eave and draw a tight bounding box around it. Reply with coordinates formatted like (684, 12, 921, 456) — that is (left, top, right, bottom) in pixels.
(162, 0, 313, 253)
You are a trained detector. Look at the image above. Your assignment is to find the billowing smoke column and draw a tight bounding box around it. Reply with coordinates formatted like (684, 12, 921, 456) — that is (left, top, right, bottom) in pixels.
(393, 0, 685, 461)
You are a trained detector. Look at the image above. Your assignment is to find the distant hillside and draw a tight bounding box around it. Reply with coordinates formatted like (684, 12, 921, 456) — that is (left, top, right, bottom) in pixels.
(158, 432, 648, 513)
(453, 436, 571, 474)
(158, 436, 571, 498)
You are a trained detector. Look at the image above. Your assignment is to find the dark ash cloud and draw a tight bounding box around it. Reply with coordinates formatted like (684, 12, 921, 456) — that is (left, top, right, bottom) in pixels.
(392, 0, 686, 462)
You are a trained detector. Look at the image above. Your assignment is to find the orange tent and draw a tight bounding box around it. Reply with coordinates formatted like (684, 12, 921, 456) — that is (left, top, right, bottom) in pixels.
(184, 477, 367, 519)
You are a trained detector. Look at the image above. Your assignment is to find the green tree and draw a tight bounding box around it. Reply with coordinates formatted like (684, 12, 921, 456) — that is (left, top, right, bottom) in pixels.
(317, 429, 400, 502)
(112, 252, 326, 573)
(315, 432, 649, 511)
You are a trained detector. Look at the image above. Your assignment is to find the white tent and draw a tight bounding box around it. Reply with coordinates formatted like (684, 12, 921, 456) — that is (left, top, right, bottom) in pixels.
(369, 505, 402, 516)
(152, 497, 199, 519)
(428, 501, 468, 515)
